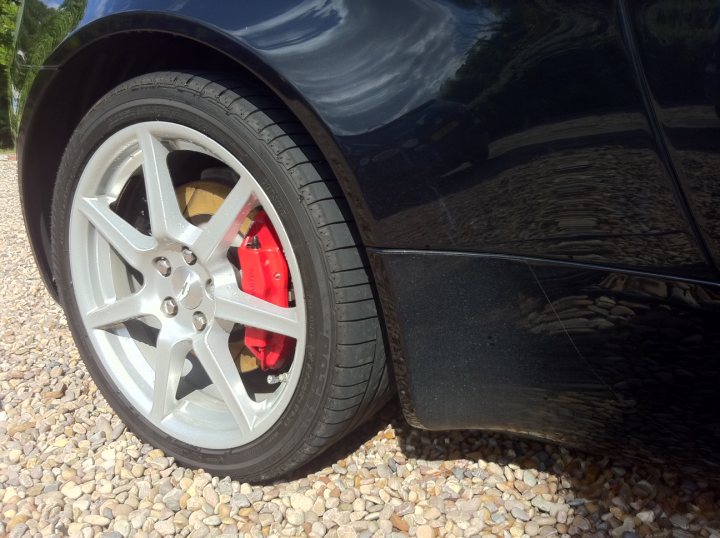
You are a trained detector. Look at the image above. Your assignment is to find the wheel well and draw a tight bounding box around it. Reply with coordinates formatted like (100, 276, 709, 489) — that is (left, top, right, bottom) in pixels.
(21, 31, 325, 297)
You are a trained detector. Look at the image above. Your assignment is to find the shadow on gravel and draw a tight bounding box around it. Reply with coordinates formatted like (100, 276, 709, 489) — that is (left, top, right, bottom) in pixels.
(292, 397, 720, 536)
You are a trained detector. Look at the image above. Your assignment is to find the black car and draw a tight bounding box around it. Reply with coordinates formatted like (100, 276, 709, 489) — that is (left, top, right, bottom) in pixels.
(10, 0, 720, 481)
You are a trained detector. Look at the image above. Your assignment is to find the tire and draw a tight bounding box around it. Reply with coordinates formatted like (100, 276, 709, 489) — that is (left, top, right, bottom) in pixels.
(50, 71, 391, 481)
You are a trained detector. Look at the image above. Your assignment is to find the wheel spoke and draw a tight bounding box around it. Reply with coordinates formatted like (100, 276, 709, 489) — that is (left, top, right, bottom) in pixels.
(136, 126, 193, 242)
(214, 285, 301, 338)
(77, 196, 156, 270)
(193, 178, 257, 264)
(85, 288, 152, 329)
(193, 326, 259, 434)
(150, 328, 192, 422)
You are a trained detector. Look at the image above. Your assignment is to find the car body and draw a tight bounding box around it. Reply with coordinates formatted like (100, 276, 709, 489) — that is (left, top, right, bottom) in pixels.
(11, 0, 720, 475)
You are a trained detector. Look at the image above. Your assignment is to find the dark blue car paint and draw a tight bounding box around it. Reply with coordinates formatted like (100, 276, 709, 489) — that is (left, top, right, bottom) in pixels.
(12, 0, 720, 469)
(373, 249, 720, 473)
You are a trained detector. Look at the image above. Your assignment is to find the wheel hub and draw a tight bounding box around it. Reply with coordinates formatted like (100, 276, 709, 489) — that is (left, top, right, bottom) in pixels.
(171, 265, 204, 310)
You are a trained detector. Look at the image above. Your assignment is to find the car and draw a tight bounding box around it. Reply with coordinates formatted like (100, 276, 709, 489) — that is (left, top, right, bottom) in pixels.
(10, 0, 720, 481)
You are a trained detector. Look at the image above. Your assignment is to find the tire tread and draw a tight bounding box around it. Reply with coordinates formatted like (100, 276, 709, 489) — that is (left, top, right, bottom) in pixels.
(155, 72, 391, 478)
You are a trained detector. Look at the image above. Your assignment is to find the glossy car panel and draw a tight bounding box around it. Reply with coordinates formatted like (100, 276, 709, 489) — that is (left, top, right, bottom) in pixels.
(630, 0, 720, 269)
(533, 257, 720, 472)
(372, 249, 720, 471)
(14, 0, 716, 274)
(221, 0, 713, 276)
(338, 1, 710, 278)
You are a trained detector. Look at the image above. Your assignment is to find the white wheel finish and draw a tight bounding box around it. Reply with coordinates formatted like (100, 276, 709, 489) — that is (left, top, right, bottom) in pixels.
(68, 121, 306, 449)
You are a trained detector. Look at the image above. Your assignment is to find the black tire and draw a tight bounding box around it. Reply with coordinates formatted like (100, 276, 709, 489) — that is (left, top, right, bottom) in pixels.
(50, 71, 392, 481)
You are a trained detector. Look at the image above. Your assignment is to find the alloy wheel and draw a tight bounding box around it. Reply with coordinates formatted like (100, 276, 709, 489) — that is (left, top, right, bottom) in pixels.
(68, 121, 306, 449)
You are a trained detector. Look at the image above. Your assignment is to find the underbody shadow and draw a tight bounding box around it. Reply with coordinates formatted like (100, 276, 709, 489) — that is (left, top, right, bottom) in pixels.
(287, 397, 720, 535)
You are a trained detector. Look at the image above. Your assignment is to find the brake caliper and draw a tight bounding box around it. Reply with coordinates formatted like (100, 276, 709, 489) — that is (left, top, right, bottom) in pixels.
(237, 211, 293, 370)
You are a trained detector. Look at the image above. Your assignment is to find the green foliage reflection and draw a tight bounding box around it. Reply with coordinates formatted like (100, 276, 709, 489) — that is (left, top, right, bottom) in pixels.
(6, 0, 86, 144)
(0, 0, 19, 148)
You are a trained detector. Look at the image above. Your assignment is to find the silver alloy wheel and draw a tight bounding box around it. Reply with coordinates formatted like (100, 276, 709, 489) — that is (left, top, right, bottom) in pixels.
(68, 121, 306, 450)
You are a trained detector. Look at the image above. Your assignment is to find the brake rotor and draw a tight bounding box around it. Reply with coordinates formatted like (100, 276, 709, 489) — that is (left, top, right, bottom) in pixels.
(175, 180, 259, 374)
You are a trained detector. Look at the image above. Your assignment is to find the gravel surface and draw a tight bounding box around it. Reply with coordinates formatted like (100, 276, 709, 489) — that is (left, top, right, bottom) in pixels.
(1, 158, 720, 538)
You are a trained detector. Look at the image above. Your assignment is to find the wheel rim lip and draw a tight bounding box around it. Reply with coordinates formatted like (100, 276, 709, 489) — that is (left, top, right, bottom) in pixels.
(68, 121, 307, 450)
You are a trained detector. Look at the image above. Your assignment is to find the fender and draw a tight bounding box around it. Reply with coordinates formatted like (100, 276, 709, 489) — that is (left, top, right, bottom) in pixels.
(15, 7, 380, 302)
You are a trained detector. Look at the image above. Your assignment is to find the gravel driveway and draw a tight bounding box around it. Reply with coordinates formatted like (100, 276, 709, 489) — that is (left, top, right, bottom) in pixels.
(1, 158, 719, 538)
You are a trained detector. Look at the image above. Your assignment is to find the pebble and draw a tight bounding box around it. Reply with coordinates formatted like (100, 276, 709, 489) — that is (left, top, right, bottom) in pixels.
(670, 514, 690, 529)
(512, 507, 531, 521)
(202, 515, 221, 526)
(417, 525, 434, 538)
(0, 158, 718, 538)
(523, 469, 538, 487)
(61, 482, 83, 500)
(286, 508, 304, 526)
(8, 449, 22, 463)
(290, 492, 313, 512)
(84, 515, 110, 526)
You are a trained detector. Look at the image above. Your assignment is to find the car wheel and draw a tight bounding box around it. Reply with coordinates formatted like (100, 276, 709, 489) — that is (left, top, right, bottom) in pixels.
(50, 72, 390, 480)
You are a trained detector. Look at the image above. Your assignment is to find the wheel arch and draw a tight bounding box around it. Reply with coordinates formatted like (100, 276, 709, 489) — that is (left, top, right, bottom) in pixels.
(18, 13, 367, 299)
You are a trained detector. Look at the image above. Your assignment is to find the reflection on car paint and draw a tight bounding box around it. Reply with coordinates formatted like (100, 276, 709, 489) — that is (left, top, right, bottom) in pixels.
(374, 250, 720, 473)
(632, 1, 720, 268)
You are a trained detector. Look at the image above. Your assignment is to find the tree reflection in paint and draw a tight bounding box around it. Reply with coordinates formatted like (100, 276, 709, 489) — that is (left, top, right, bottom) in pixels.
(10, 0, 87, 140)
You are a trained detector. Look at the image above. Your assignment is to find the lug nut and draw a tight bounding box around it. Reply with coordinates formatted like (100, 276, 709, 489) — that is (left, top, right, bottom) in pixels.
(161, 297, 178, 317)
(155, 257, 171, 277)
(182, 247, 197, 265)
(192, 312, 207, 332)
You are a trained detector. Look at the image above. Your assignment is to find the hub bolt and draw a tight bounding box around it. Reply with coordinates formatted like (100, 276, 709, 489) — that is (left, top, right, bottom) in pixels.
(182, 247, 197, 265)
(193, 312, 207, 332)
(155, 257, 171, 277)
(161, 297, 178, 317)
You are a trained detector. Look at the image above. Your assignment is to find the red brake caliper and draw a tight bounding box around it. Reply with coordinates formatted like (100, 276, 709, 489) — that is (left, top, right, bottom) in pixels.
(237, 211, 293, 370)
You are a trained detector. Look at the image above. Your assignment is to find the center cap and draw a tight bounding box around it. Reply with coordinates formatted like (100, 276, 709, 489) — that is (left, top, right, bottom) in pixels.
(171, 266, 204, 309)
